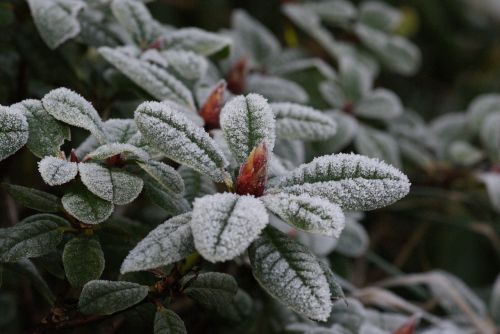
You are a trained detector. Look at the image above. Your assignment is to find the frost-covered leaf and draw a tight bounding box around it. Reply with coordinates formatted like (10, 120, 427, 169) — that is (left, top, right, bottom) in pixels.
(466, 94, 500, 135)
(0, 214, 69, 262)
(178, 166, 216, 203)
(63, 237, 105, 287)
(354, 126, 401, 168)
(79, 163, 143, 205)
(120, 213, 194, 274)
(136, 160, 183, 194)
(491, 274, 500, 325)
(143, 179, 191, 215)
(0, 106, 29, 162)
(306, 0, 357, 26)
(42, 88, 106, 143)
(190, 193, 269, 262)
(220, 94, 275, 163)
(248, 227, 333, 321)
(163, 28, 232, 57)
(99, 47, 195, 109)
(77, 8, 126, 47)
(154, 307, 187, 334)
(111, 0, 159, 46)
(135, 101, 228, 182)
(477, 173, 500, 213)
(215, 288, 253, 322)
(356, 89, 403, 120)
(335, 215, 369, 257)
(245, 74, 308, 104)
(480, 112, 500, 162)
(78, 280, 149, 315)
(338, 56, 373, 102)
(319, 80, 346, 109)
(86, 143, 149, 162)
(268, 153, 410, 211)
(27, 0, 85, 49)
(271, 57, 337, 80)
(184, 272, 238, 309)
(271, 102, 337, 141)
(262, 193, 345, 237)
(62, 187, 114, 224)
(11, 99, 70, 158)
(318, 111, 358, 153)
(273, 139, 305, 167)
(38, 156, 78, 186)
(161, 50, 208, 81)
(358, 1, 401, 32)
(3, 184, 61, 212)
(447, 141, 483, 167)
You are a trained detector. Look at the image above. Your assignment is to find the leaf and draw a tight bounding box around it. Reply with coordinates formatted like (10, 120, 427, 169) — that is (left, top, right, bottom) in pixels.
(335, 215, 369, 257)
(304, 0, 357, 26)
(86, 143, 150, 162)
(215, 288, 253, 322)
(272, 57, 336, 80)
(134, 101, 229, 182)
(271, 102, 337, 140)
(199, 80, 226, 130)
(184, 272, 238, 309)
(248, 227, 333, 321)
(178, 166, 216, 203)
(6, 259, 55, 304)
(11, 99, 70, 158)
(42, 88, 106, 143)
(466, 94, 500, 135)
(0, 214, 69, 262)
(79, 162, 143, 205)
(220, 94, 276, 164)
(163, 27, 232, 57)
(319, 80, 346, 109)
(63, 237, 105, 287)
(143, 179, 191, 215)
(318, 260, 345, 302)
(154, 307, 187, 334)
(27, 0, 85, 49)
(480, 112, 500, 162)
(477, 173, 500, 213)
(491, 274, 500, 325)
(236, 142, 269, 197)
(190, 193, 269, 262)
(447, 141, 483, 167)
(120, 213, 194, 274)
(354, 126, 401, 168)
(161, 50, 208, 81)
(358, 1, 401, 32)
(110, 0, 159, 46)
(38, 156, 78, 186)
(137, 160, 184, 194)
(268, 153, 410, 211)
(355, 89, 403, 120)
(316, 111, 358, 154)
(3, 184, 61, 212)
(0, 106, 29, 162)
(78, 280, 149, 315)
(245, 74, 308, 104)
(62, 187, 114, 224)
(77, 8, 125, 47)
(262, 193, 345, 237)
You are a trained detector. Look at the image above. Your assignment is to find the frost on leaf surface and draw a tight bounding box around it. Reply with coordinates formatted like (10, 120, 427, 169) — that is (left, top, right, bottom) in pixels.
(137, 160, 184, 194)
(183, 272, 238, 309)
(178, 165, 216, 203)
(38, 156, 78, 186)
(163, 28, 232, 56)
(110, 0, 159, 46)
(86, 143, 149, 162)
(62, 187, 114, 224)
(0, 106, 29, 162)
(466, 94, 500, 135)
(355, 88, 403, 121)
(154, 308, 187, 334)
(248, 227, 333, 321)
(121, 213, 194, 274)
(62, 237, 105, 287)
(262, 193, 345, 237)
(190, 193, 269, 262)
(11, 99, 70, 158)
(79, 163, 143, 205)
(354, 126, 401, 168)
(134, 101, 229, 182)
(78, 280, 148, 315)
(161, 50, 208, 81)
(220, 94, 275, 164)
(27, 0, 84, 49)
(3, 184, 61, 213)
(143, 178, 191, 215)
(245, 74, 308, 104)
(268, 153, 410, 210)
(271, 102, 337, 141)
(42, 88, 106, 143)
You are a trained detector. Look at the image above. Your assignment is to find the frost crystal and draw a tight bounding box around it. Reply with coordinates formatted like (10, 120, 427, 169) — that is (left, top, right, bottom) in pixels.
(38, 156, 78, 186)
(120, 213, 194, 274)
(271, 102, 337, 141)
(110, 0, 159, 46)
(248, 227, 332, 321)
(178, 165, 216, 203)
(134, 101, 229, 182)
(262, 193, 345, 238)
(86, 143, 150, 162)
(163, 27, 232, 56)
(137, 160, 184, 194)
(0, 106, 29, 162)
(79, 162, 143, 205)
(62, 188, 114, 224)
(220, 94, 276, 164)
(245, 74, 308, 104)
(268, 153, 410, 211)
(42, 88, 106, 143)
(190, 193, 269, 262)
(161, 50, 208, 81)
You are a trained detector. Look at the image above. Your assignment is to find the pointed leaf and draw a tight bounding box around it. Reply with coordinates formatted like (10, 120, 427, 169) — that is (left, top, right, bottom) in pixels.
(62, 187, 114, 224)
(191, 193, 269, 262)
(236, 142, 269, 196)
(154, 307, 187, 334)
(184, 272, 238, 309)
(143, 178, 191, 215)
(3, 184, 61, 212)
(0, 106, 29, 161)
(199, 80, 226, 130)
(163, 28, 231, 57)
(63, 237, 105, 287)
(86, 143, 150, 162)
(38, 156, 78, 186)
(137, 160, 184, 194)
(178, 166, 216, 203)
(111, 0, 159, 46)
(245, 74, 308, 104)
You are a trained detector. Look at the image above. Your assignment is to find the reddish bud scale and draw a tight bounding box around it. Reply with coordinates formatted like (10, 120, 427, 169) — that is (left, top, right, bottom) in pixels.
(393, 317, 418, 334)
(236, 142, 268, 197)
(69, 149, 79, 163)
(146, 38, 163, 50)
(105, 154, 125, 167)
(226, 57, 248, 94)
(199, 81, 226, 131)
(342, 101, 355, 114)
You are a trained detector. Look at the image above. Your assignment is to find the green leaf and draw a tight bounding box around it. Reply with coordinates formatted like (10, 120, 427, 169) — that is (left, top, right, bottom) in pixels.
(63, 237, 105, 287)
(191, 193, 269, 262)
(111, 0, 159, 46)
(215, 288, 253, 322)
(316, 111, 358, 154)
(466, 94, 500, 135)
(143, 179, 191, 215)
(161, 50, 208, 81)
(220, 94, 276, 164)
(137, 160, 184, 194)
(178, 166, 216, 203)
(3, 184, 61, 212)
(477, 173, 500, 214)
(11, 99, 70, 158)
(480, 112, 500, 162)
(154, 307, 187, 334)
(358, 1, 401, 32)
(267, 153, 410, 211)
(0, 214, 69, 262)
(335, 215, 369, 257)
(355, 89, 403, 120)
(78, 280, 149, 315)
(6, 259, 55, 304)
(304, 0, 357, 26)
(62, 187, 114, 224)
(86, 143, 150, 162)
(184, 272, 238, 309)
(120, 213, 194, 274)
(447, 141, 483, 167)
(79, 163, 143, 205)
(338, 57, 373, 102)
(245, 74, 308, 104)
(248, 227, 333, 321)
(163, 28, 232, 57)
(0, 106, 29, 162)
(491, 274, 500, 326)
(38, 156, 78, 186)
(354, 126, 401, 168)
(42, 88, 107, 143)
(318, 260, 345, 302)
(134, 101, 229, 182)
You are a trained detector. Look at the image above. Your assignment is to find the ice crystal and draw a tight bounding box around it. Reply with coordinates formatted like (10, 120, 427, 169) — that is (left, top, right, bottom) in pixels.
(62, 188, 114, 224)
(0, 106, 29, 162)
(163, 27, 232, 56)
(38, 156, 78, 186)
(137, 160, 184, 194)
(245, 74, 308, 104)
(190, 193, 269, 263)
(86, 143, 150, 162)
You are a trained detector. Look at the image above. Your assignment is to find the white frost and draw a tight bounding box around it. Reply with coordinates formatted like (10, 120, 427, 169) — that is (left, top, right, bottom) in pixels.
(38, 156, 78, 186)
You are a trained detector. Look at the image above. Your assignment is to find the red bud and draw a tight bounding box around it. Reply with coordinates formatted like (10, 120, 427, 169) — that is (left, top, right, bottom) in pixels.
(226, 57, 248, 94)
(69, 149, 79, 163)
(199, 81, 226, 131)
(393, 316, 418, 334)
(105, 154, 125, 167)
(236, 141, 268, 197)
